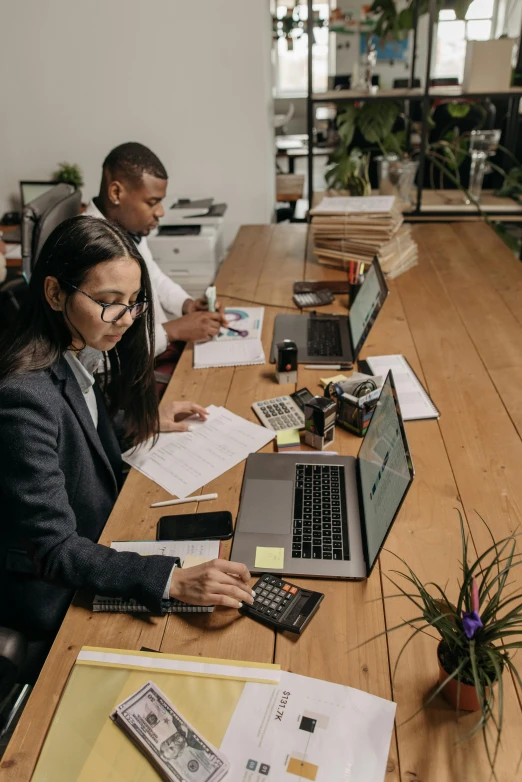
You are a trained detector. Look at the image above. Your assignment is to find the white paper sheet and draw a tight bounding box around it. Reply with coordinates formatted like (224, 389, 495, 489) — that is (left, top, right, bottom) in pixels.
(122, 405, 275, 497)
(312, 196, 396, 214)
(220, 671, 396, 782)
(366, 354, 439, 420)
(109, 539, 220, 565)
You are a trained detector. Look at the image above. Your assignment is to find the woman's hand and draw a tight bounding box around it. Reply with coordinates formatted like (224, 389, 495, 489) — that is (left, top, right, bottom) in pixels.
(169, 559, 254, 609)
(159, 401, 208, 433)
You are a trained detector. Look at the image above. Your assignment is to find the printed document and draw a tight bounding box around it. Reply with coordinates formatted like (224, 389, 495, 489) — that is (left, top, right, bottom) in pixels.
(366, 354, 439, 420)
(311, 196, 395, 214)
(220, 670, 396, 782)
(123, 405, 274, 497)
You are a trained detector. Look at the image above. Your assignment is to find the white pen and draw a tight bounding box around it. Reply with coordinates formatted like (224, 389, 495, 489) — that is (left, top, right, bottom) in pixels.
(304, 364, 353, 370)
(150, 492, 218, 509)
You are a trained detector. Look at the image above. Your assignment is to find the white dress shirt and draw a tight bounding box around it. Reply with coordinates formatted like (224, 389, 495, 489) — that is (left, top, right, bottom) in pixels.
(83, 200, 192, 356)
(64, 348, 103, 428)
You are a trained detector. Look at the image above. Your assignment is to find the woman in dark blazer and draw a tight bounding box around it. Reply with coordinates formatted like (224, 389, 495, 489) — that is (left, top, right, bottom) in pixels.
(0, 216, 253, 665)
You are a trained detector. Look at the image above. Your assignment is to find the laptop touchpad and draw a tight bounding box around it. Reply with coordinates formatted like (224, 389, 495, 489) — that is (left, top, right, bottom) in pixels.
(241, 479, 293, 534)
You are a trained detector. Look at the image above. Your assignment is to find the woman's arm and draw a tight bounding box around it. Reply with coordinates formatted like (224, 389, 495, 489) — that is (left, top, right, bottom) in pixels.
(0, 381, 174, 612)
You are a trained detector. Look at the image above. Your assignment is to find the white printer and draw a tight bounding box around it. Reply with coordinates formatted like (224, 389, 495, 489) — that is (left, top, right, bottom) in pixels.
(147, 197, 227, 299)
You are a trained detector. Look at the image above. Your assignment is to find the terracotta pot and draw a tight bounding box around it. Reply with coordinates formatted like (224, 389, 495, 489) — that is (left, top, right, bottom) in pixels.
(437, 642, 490, 712)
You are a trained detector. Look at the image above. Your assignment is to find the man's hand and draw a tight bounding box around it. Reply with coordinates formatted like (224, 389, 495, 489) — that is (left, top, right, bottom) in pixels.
(163, 311, 223, 343)
(159, 401, 208, 433)
(169, 559, 254, 608)
(183, 297, 228, 327)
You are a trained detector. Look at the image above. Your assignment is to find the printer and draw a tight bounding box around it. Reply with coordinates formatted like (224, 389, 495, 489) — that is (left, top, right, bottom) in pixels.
(147, 197, 227, 299)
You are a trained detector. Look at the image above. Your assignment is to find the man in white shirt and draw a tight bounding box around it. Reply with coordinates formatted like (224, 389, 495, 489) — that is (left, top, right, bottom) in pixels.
(84, 143, 226, 366)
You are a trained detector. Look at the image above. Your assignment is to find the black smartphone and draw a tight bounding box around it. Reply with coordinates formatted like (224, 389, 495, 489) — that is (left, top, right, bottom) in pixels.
(156, 511, 234, 541)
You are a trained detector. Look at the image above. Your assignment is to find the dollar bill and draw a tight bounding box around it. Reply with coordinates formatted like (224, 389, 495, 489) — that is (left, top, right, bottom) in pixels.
(111, 681, 229, 782)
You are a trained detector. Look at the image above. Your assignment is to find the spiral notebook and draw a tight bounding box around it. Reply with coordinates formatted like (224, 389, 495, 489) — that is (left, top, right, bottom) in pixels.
(193, 307, 265, 368)
(93, 539, 220, 614)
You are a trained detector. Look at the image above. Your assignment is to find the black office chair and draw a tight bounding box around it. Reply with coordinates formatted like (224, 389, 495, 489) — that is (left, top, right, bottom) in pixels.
(0, 184, 82, 324)
(0, 628, 31, 755)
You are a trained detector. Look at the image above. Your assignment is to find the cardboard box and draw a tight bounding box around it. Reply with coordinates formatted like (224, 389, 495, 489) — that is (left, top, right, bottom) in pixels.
(462, 39, 515, 93)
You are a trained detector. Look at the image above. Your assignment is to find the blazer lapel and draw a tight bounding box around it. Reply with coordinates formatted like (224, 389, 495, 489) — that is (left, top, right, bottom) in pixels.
(52, 358, 118, 495)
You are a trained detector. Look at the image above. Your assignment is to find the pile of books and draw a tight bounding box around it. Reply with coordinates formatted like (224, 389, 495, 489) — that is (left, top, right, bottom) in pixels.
(310, 195, 418, 280)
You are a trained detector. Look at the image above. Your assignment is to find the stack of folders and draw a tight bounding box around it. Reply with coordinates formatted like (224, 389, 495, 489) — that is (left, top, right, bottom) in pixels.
(93, 540, 220, 614)
(310, 195, 418, 280)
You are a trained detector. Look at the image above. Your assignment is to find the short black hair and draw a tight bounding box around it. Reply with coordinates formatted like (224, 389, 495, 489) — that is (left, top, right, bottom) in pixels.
(102, 142, 168, 187)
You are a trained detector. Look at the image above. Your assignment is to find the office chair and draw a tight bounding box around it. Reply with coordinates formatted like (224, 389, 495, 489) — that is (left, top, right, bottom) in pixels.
(21, 182, 82, 281)
(0, 628, 31, 754)
(274, 102, 295, 134)
(0, 184, 81, 325)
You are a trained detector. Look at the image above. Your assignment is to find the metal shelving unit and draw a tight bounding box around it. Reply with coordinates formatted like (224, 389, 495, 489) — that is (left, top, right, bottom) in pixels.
(305, 0, 522, 213)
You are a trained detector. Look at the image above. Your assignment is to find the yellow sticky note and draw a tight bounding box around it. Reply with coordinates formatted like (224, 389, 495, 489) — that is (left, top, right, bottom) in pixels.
(319, 372, 349, 388)
(255, 546, 285, 569)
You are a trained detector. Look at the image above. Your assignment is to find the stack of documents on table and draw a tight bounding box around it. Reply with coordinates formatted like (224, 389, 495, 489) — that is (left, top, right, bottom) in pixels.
(365, 354, 439, 420)
(93, 539, 220, 614)
(32, 646, 396, 782)
(123, 404, 274, 497)
(310, 195, 418, 279)
(194, 307, 265, 368)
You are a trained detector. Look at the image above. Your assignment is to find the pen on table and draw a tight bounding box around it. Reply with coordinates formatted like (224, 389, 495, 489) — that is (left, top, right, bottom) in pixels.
(150, 493, 218, 509)
(220, 325, 248, 338)
(304, 364, 353, 370)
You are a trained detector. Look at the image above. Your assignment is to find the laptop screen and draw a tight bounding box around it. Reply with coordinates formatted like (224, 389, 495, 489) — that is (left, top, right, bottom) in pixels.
(348, 259, 389, 359)
(358, 371, 414, 573)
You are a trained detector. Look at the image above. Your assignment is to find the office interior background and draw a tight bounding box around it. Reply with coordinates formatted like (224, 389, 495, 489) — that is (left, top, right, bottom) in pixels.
(1, 0, 521, 250)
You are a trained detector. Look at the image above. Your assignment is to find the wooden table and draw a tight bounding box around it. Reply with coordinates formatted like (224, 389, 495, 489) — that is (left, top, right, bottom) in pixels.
(4, 222, 522, 781)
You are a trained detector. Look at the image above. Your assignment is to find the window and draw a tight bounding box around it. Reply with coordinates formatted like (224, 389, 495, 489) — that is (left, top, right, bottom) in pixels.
(434, 0, 497, 81)
(273, 3, 330, 96)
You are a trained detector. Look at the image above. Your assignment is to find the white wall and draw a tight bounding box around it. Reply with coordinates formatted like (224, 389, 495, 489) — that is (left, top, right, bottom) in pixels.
(0, 0, 274, 247)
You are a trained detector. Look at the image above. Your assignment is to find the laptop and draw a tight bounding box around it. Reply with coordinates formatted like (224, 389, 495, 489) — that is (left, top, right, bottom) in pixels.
(270, 257, 389, 365)
(231, 372, 414, 579)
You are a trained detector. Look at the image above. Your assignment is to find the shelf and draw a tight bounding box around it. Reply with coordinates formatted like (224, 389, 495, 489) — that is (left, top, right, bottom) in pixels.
(312, 87, 522, 103)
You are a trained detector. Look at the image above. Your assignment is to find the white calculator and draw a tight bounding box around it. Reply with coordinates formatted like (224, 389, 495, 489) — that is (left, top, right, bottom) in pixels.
(252, 388, 314, 431)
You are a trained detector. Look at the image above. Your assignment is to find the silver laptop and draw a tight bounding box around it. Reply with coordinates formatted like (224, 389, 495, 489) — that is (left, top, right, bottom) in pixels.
(270, 257, 389, 365)
(231, 372, 414, 579)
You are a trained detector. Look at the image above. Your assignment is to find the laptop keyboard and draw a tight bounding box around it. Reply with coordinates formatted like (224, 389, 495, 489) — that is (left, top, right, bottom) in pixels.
(307, 318, 343, 357)
(292, 464, 350, 560)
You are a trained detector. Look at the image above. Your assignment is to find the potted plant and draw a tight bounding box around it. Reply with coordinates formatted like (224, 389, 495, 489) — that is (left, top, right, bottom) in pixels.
(369, 0, 473, 40)
(325, 147, 371, 195)
(367, 512, 522, 773)
(53, 161, 84, 190)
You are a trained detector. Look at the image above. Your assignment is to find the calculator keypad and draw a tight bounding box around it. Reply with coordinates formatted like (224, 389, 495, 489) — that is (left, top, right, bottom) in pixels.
(255, 397, 304, 431)
(251, 575, 293, 619)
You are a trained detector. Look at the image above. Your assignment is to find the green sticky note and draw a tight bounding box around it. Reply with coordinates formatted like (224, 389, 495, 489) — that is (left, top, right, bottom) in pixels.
(255, 546, 285, 570)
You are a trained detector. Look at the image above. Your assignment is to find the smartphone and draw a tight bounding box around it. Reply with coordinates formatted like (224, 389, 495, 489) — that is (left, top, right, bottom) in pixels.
(156, 511, 234, 541)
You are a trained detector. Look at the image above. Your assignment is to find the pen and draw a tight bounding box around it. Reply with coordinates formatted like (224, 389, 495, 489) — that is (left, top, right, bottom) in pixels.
(150, 492, 218, 509)
(221, 325, 248, 338)
(304, 364, 353, 370)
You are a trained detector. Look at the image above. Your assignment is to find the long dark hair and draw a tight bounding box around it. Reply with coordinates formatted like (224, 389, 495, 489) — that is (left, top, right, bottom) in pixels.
(0, 215, 158, 444)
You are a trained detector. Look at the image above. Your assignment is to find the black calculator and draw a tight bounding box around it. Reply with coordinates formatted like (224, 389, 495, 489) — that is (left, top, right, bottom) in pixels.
(293, 289, 335, 309)
(239, 574, 324, 634)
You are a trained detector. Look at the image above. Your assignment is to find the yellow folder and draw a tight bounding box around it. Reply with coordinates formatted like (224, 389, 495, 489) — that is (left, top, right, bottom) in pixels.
(32, 646, 279, 782)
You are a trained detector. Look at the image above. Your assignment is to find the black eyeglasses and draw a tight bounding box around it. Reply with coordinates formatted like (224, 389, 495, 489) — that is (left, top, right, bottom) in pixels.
(63, 282, 148, 323)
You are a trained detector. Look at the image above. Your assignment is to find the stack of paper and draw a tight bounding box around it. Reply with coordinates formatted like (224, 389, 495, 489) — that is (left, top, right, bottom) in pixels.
(194, 307, 265, 368)
(123, 405, 275, 497)
(310, 195, 418, 279)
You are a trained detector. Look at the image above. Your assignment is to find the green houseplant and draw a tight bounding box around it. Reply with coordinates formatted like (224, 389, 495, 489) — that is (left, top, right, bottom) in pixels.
(53, 161, 84, 190)
(369, 0, 474, 40)
(372, 512, 522, 773)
